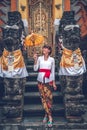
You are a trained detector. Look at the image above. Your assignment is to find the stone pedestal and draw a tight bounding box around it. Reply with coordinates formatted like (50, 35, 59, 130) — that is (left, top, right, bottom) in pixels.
(60, 75, 85, 123)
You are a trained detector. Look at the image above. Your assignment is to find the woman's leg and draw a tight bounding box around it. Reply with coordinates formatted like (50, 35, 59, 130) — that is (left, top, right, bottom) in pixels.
(38, 83, 53, 121)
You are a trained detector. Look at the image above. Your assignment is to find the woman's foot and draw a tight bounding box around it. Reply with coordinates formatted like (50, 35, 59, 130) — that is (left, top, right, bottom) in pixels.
(43, 115, 48, 123)
(48, 116, 53, 127)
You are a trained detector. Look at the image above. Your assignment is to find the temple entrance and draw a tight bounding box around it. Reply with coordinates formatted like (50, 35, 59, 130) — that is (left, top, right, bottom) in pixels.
(27, 0, 53, 57)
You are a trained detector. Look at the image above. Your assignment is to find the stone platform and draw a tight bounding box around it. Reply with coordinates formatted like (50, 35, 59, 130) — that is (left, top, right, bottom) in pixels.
(0, 116, 87, 130)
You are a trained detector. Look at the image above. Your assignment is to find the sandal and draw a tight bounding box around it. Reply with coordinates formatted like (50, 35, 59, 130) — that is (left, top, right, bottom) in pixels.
(48, 120, 53, 127)
(43, 117, 48, 123)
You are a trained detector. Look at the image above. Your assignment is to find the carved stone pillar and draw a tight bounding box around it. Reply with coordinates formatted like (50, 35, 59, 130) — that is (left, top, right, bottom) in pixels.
(58, 11, 86, 123)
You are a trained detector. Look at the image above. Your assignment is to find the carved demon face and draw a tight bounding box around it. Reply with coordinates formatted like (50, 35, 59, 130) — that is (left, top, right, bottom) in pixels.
(2, 25, 21, 51)
(7, 11, 21, 26)
(63, 25, 81, 50)
(7, 11, 24, 34)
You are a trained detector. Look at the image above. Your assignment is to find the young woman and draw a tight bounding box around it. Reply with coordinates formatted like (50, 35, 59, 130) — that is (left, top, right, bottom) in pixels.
(33, 45, 57, 127)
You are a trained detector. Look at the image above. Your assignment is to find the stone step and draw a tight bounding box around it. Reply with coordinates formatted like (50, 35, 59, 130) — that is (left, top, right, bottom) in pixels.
(25, 81, 61, 92)
(20, 116, 87, 129)
(26, 59, 34, 65)
(24, 91, 62, 98)
(0, 116, 87, 129)
(81, 99, 87, 105)
(24, 91, 63, 104)
(23, 104, 65, 117)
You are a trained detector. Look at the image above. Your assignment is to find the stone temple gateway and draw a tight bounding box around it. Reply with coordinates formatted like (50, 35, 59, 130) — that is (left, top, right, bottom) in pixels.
(0, 0, 87, 130)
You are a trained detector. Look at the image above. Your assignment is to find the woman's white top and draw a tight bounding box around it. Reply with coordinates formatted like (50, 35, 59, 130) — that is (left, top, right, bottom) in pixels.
(34, 55, 55, 83)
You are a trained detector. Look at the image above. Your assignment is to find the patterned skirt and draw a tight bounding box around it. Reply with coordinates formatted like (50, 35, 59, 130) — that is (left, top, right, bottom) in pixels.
(38, 82, 53, 116)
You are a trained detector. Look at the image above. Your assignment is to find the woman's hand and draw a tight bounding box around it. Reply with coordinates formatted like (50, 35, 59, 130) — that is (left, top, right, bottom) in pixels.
(33, 53, 38, 64)
(53, 81, 57, 90)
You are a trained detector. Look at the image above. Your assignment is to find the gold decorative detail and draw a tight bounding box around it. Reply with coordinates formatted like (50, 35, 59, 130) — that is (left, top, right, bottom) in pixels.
(27, 0, 52, 57)
(25, 33, 44, 46)
(55, 4, 61, 10)
(20, 5, 26, 11)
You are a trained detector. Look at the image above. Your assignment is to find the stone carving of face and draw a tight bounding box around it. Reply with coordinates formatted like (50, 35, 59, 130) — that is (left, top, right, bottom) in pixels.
(63, 25, 81, 50)
(2, 25, 21, 51)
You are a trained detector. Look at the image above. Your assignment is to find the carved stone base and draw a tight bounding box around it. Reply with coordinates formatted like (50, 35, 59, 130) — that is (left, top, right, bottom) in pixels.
(1, 78, 26, 123)
(66, 116, 84, 123)
(59, 75, 85, 123)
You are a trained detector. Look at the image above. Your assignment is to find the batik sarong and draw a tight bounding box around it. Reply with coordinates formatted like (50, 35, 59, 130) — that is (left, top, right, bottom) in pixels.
(38, 82, 53, 116)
